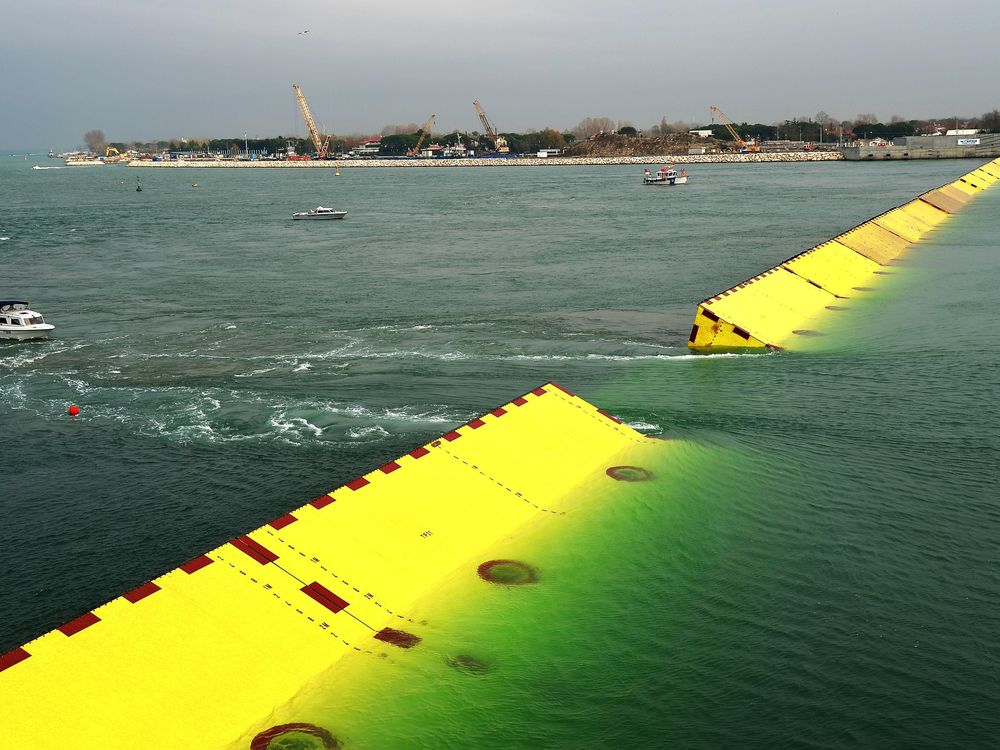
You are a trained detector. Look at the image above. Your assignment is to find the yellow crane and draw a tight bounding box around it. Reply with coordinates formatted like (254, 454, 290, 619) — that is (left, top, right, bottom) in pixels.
(407, 113, 437, 157)
(710, 105, 760, 152)
(292, 83, 331, 159)
(473, 99, 509, 153)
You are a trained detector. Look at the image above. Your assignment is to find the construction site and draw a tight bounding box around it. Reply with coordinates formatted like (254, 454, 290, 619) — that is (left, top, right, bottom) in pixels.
(60, 86, 1000, 167)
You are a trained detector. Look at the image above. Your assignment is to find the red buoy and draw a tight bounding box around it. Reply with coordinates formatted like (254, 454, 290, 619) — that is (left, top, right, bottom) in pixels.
(68, 404, 80, 416)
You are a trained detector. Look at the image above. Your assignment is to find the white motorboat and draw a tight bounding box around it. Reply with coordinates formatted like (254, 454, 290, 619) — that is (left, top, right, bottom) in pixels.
(292, 206, 348, 221)
(643, 166, 688, 185)
(0, 301, 55, 340)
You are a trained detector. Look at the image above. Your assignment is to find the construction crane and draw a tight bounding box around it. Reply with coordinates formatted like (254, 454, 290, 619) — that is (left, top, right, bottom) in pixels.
(473, 99, 509, 153)
(292, 83, 331, 159)
(407, 113, 437, 157)
(710, 105, 760, 152)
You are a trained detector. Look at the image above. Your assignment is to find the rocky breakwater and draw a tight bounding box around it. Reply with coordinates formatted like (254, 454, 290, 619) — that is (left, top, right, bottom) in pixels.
(129, 152, 842, 168)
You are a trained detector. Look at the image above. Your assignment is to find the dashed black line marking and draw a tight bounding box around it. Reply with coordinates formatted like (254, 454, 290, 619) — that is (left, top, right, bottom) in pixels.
(435, 446, 565, 515)
(546, 389, 648, 445)
(219, 554, 377, 655)
(262, 529, 418, 624)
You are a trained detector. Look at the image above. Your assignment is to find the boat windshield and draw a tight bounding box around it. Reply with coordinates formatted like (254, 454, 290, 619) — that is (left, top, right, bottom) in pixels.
(28, 316, 45, 325)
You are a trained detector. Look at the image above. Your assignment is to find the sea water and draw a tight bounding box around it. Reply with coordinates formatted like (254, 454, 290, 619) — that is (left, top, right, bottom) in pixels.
(1, 156, 997, 747)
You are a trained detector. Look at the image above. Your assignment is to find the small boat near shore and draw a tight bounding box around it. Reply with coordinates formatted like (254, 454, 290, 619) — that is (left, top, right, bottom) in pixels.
(292, 206, 348, 221)
(643, 166, 688, 185)
(0, 301, 55, 340)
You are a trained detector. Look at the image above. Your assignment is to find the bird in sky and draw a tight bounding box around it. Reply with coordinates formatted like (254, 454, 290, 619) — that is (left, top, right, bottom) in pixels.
(297, 29, 310, 34)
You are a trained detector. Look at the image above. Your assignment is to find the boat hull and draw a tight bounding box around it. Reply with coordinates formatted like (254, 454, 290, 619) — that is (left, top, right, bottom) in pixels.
(0, 325, 54, 341)
(292, 212, 347, 220)
(644, 176, 688, 186)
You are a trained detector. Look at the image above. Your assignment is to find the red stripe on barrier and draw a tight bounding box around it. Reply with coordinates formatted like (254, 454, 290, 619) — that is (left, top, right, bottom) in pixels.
(409, 447, 430, 459)
(0, 647, 30, 673)
(443, 431, 462, 441)
(467, 418, 485, 429)
(59, 611, 100, 637)
(597, 409, 622, 424)
(269, 513, 298, 530)
(180, 555, 214, 574)
(531, 387, 547, 396)
(491, 407, 507, 417)
(512, 397, 527, 406)
(124, 582, 161, 603)
(310, 494, 335, 509)
(301, 582, 349, 613)
(347, 477, 370, 491)
(550, 383, 575, 397)
(379, 461, 401, 474)
(231, 535, 279, 565)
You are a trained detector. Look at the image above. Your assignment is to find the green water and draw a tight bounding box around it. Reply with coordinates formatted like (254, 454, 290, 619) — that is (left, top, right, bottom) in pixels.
(2, 157, 998, 748)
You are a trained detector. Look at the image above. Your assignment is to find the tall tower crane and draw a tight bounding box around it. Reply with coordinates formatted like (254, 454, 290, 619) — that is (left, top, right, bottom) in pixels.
(407, 113, 437, 157)
(710, 105, 760, 152)
(473, 99, 509, 153)
(292, 83, 331, 159)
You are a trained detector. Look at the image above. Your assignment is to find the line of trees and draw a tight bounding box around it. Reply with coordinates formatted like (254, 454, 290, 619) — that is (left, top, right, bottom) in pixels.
(84, 107, 999, 157)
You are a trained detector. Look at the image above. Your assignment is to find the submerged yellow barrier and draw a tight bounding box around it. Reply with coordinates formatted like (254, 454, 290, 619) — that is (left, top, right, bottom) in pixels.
(0, 383, 656, 749)
(689, 157, 1000, 350)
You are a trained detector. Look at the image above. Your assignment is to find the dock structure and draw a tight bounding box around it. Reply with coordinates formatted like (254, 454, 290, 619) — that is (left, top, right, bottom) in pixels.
(839, 133, 1000, 161)
(688, 158, 1000, 350)
(0, 383, 658, 749)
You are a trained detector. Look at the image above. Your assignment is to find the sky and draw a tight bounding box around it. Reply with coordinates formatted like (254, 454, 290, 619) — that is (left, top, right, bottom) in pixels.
(2, 0, 998, 150)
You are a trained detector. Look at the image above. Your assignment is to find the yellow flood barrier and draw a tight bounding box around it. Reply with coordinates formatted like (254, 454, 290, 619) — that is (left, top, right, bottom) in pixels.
(0, 383, 655, 749)
(689, 157, 1000, 350)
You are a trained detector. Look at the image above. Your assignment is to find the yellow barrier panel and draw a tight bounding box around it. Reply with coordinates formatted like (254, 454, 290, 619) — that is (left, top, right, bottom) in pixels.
(694, 268, 834, 349)
(970, 168, 998, 185)
(920, 186, 969, 213)
(951, 176, 985, 196)
(689, 305, 768, 349)
(689, 159, 999, 350)
(782, 240, 881, 298)
(0, 383, 652, 749)
(874, 200, 948, 243)
(836, 221, 911, 264)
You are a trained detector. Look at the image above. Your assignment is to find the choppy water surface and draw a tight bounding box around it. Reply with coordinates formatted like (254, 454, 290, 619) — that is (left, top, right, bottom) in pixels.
(2, 156, 998, 748)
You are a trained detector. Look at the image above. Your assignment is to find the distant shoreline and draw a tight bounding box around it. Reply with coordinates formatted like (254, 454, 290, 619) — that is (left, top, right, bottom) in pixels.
(128, 152, 844, 168)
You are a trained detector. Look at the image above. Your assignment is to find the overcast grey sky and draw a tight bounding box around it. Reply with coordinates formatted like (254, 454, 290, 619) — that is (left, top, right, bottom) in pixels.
(2, 0, 998, 149)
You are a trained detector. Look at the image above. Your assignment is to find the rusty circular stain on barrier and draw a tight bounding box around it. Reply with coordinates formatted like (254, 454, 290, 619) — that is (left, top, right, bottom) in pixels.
(447, 654, 491, 675)
(374, 627, 422, 649)
(250, 723, 340, 750)
(606, 465, 654, 482)
(477, 559, 538, 585)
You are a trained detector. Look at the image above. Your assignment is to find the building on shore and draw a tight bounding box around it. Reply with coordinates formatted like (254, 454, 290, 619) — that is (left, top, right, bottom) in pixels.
(347, 138, 382, 158)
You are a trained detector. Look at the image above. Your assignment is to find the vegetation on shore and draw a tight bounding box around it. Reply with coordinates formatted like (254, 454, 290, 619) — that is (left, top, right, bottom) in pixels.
(82, 109, 999, 158)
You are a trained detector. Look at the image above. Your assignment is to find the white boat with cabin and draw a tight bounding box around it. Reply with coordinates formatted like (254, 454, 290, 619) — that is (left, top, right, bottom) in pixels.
(643, 166, 688, 185)
(0, 301, 55, 340)
(292, 206, 348, 221)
